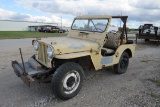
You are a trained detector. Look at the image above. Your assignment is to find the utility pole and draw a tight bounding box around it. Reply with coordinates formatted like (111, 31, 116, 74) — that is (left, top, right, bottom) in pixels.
(61, 16, 62, 29)
(120, 11, 122, 28)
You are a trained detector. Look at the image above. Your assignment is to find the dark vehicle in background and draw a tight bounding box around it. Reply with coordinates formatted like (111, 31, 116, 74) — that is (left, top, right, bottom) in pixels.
(38, 28, 44, 32)
(51, 26, 66, 33)
(38, 27, 51, 33)
(58, 29, 66, 33)
(136, 24, 160, 43)
(43, 28, 51, 33)
(38, 26, 66, 33)
(51, 26, 59, 33)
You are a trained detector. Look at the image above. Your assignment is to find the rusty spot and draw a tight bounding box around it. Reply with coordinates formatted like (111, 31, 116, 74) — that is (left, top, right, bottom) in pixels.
(57, 49, 62, 54)
(115, 52, 119, 57)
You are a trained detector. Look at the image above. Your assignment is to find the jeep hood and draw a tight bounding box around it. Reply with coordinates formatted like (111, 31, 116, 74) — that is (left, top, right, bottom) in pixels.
(39, 37, 99, 55)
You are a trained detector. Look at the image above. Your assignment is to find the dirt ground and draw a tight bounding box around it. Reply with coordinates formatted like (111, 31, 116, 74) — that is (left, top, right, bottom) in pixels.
(0, 40, 160, 107)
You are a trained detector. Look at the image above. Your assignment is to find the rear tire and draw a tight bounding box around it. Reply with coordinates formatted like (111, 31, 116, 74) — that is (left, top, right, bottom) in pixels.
(51, 62, 84, 100)
(145, 39, 149, 42)
(113, 52, 129, 74)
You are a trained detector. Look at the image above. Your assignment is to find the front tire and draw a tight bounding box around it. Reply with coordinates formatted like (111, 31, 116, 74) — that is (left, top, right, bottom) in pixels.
(51, 62, 84, 100)
(113, 52, 129, 74)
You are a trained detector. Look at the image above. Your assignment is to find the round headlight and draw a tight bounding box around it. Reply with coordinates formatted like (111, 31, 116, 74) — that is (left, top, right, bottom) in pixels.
(47, 45, 54, 58)
(33, 40, 38, 51)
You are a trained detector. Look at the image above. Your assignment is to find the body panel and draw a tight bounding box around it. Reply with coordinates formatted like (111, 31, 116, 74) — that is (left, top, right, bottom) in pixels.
(39, 37, 100, 55)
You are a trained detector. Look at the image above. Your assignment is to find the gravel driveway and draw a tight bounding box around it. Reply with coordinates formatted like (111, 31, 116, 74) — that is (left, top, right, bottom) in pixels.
(0, 39, 160, 107)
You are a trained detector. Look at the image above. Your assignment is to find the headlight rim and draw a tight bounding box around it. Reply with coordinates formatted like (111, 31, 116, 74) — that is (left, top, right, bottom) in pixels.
(47, 45, 54, 58)
(33, 40, 38, 51)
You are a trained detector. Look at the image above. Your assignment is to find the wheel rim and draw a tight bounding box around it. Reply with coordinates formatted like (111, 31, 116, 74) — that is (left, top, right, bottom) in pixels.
(120, 56, 128, 70)
(62, 70, 80, 94)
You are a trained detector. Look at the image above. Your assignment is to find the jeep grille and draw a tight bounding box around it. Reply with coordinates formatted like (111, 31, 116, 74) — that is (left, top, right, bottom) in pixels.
(38, 42, 48, 64)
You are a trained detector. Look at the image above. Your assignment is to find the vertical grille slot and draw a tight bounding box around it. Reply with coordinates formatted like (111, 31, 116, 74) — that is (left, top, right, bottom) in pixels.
(38, 42, 48, 64)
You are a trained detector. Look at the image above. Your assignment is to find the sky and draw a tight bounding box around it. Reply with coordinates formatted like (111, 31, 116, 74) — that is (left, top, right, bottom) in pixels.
(0, 0, 160, 28)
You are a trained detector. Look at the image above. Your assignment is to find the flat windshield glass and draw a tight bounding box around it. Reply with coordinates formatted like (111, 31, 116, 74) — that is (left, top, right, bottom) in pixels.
(71, 19, 108, 32)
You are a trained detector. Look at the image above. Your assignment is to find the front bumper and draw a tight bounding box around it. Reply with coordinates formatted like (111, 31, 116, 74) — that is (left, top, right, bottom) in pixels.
(12, 57, 51, 87)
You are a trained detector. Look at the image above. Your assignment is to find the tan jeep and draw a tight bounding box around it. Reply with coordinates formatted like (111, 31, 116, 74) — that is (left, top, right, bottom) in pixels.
(12, 15, 136, 100)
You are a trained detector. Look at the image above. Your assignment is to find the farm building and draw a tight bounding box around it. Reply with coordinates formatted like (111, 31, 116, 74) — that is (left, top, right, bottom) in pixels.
(0, 20, 58, 31)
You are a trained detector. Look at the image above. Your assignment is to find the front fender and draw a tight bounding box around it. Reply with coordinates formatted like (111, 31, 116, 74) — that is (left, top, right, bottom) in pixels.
(55, 52, 91, 59)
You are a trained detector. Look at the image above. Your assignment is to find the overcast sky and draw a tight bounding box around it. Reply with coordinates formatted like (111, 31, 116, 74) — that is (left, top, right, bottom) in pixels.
(0, 0, 160, 28)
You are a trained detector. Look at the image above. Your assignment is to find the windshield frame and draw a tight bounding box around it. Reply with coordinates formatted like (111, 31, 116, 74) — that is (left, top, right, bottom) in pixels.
(71, 18, 109, 33)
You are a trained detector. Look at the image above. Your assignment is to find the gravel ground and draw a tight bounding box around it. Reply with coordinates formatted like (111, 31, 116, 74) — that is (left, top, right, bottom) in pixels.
(0, 39, 160, 107)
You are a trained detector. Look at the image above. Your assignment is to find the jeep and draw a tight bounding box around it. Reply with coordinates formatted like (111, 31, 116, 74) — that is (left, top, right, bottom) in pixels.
(12, 15, 136, 100)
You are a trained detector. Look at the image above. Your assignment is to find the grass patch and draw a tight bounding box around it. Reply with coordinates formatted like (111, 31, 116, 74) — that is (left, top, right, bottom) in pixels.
(0, 31, 67, 39)
(147, 78, 160, 86)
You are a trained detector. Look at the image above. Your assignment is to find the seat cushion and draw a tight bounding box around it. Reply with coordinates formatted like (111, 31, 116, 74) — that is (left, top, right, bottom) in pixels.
(102, 48, 115, 55)
(104, 33, 121, 49)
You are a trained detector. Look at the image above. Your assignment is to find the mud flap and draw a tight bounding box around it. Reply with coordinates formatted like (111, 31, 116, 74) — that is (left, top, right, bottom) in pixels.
(12, 61, 34, 87)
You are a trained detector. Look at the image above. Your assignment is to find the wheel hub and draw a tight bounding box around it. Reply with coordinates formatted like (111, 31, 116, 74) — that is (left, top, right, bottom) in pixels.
(67, 77, 75, 87)
(62, 70, 80, 94)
